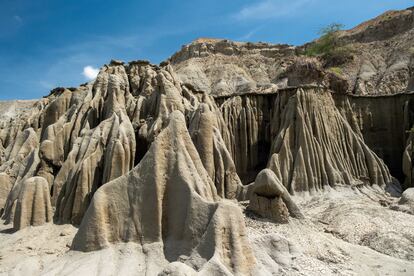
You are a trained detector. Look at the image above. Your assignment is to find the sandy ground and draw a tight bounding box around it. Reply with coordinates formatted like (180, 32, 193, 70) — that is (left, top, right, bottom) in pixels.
(247, 186, 414, 275)
(0, 187, 413, 275)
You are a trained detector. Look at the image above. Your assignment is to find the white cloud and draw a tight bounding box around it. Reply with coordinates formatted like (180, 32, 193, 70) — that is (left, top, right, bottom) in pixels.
(82, 65, 99, 80)
(234, 0, 312, 21)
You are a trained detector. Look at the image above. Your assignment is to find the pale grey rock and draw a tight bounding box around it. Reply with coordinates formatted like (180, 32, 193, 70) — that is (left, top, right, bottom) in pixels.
(267, 88, 393, 194)
(72, 111, 257, 275)
(188, 103, 243, 199)
(170, 39, 295, 97)
(391, 188, 414, 214)
(249, 169, 303, 222)
(158, 262, 197, 276)
(13, 176, 52, 230)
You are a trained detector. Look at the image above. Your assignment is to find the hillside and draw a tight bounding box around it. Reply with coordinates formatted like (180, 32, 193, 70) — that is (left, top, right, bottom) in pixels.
(170, 7, 414, 96)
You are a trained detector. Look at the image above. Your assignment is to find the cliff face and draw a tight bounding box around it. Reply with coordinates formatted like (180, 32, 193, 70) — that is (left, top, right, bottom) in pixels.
(170, 39, 295, 97)
(213, 90, 414, 190)
(1, 6, 414, 275)
(216, 89, 407, 192)
(170, 7, 414, 97)
(334, 93, 414, 185)
(0, 60, 410, 221)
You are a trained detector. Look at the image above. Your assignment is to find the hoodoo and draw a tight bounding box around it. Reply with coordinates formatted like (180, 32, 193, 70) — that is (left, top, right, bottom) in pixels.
(13, 177, 52, 230)
(72, 111, 257, 275)
(248, 169, 304, 222)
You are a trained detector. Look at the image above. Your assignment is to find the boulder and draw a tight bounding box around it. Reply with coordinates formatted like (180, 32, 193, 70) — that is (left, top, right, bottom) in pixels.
(391, 188, 414, 214)
(249, 169, 304, 222)
(158, 262, 197, 276)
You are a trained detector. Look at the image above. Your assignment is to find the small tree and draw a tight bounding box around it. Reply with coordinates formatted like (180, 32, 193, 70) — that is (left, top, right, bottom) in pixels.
(304, 23, 352, 66)
(305, 23, 343, 56)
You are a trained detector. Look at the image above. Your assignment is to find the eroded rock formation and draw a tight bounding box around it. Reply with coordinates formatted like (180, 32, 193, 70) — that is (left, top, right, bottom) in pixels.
(1, 7, 414, 275)
(248, 169, 303, 222)
(218, 95, 272, 183)
(13, 177, 52, 230)
(267, 88, 393, 194)
(72, 111, 256, 275)
(188, 103, 243, 199)
(334, 92, 414, 184)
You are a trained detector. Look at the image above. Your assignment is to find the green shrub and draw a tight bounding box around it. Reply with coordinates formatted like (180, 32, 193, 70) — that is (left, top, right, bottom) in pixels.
(304, 24, 343, 56)
(328, 67, 343, 76)
(304, 23, 353, 66)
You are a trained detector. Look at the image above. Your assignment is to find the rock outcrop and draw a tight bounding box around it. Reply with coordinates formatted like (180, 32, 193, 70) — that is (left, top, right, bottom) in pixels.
(403, 133, 414, 189)
(0, 128, 39, 184)
(216, 87, 400, 194)
(248, 169, 303, 222)
(170, 39, 295, 97)
(188, 103, 243, 199)
(1, 129, 41, 224)
(334, 92, 414, 184)
(169, 7, 414, 97)
(13, 177, 52, 230)
(72, 111, 256, 275)
(267, 88, 393, 194)
(54, 111, 136, 225)
(0, 173, 12, 214)
(391, 188, 414, 214)
(218, 95, 272, 183)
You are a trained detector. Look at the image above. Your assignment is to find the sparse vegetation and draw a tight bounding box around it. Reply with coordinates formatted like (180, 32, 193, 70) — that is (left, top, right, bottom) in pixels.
(406, 126, 414, 134)
(304, 23, 343, 56)
(328, 67, 343, 76)
(303, 23, 353, 66)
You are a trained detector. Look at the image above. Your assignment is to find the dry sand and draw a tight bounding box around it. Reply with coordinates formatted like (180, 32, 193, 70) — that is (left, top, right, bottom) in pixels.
(0, 187, 413, 275)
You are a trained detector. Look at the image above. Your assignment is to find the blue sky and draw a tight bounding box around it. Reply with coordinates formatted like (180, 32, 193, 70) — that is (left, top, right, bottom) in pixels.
(0, 0, 413, 100)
